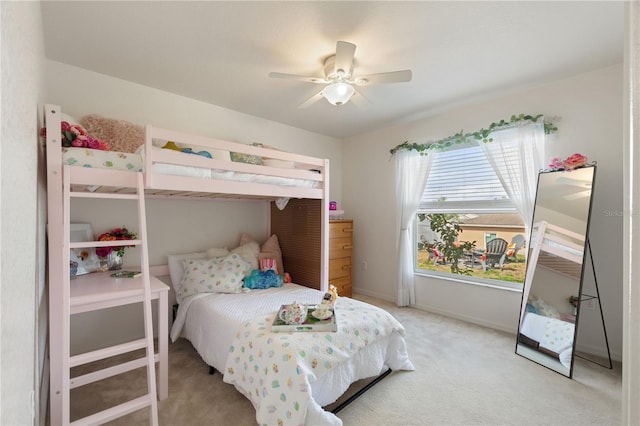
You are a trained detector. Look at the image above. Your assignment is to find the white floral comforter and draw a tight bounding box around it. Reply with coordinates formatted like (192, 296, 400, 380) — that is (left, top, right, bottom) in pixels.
(223, 296, 413, 426)
(170, 285, 414, 426)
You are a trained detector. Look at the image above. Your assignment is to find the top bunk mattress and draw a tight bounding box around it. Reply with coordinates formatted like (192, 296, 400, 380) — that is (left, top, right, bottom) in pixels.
(61, 146, 321, 189)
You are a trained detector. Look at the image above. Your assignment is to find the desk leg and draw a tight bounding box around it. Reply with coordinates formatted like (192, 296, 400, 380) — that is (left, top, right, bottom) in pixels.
(158, 291, 168, 400)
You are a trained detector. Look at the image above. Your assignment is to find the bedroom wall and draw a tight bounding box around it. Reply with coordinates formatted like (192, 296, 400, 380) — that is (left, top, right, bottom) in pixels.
(342, 64, 624, 360)
(44, 60, 343, 353)
(0, 1, 47, 424)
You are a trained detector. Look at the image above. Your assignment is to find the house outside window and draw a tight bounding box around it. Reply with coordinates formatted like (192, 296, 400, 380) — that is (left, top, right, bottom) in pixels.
(484, 232, 497, 246)
(415, 141, 528, 288)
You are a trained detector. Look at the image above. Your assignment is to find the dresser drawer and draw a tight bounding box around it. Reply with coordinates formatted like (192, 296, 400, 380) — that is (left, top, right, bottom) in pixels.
(329, 276, 352, 298)
(329, 237, 352, 258)
(329, 256, 352, 280)
(329, 221, 353, 239)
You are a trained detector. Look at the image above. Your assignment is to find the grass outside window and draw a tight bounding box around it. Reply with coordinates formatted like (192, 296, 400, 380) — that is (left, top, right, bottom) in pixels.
(416, 249, 526, 284)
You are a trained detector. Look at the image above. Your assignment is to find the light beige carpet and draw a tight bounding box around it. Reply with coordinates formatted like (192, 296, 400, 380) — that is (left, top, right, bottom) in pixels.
(67, 295, 621, 425)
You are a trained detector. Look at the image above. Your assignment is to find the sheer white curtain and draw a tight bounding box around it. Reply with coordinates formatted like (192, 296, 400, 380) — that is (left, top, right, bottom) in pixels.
(395, 150, 432, 306)
(480, 121, 546, 238)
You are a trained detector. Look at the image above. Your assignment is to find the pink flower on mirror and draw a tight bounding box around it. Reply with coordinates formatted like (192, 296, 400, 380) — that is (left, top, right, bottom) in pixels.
(548, 157, 565, 170)
(564, 153, 588, 170)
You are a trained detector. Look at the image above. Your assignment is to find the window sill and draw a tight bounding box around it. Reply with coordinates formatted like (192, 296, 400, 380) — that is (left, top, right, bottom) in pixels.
(414, 270, 523, 293)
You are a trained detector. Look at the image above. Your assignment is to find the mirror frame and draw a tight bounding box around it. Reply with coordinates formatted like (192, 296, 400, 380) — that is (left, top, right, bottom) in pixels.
(515, 163, 597, 378)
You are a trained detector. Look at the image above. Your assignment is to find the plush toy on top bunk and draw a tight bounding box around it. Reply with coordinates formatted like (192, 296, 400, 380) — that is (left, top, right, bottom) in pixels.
(40, 120, 110, 151)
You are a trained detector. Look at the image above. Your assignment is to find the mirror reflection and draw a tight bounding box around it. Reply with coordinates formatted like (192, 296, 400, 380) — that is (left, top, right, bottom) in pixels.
(516, 165, 596, 377)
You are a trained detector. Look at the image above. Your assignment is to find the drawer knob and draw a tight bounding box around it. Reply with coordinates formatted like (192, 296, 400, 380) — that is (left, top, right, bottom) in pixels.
(341, 265, 351, 271)
(342, 245, 353, 250)
(343, 228, 353, 233)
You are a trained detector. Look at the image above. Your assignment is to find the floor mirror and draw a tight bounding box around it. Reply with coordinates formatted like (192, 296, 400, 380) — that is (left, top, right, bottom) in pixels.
(515, 164, 596, 377)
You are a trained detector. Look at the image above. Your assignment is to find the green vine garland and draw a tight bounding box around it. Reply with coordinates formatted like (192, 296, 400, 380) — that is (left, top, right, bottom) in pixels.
(389, 114, 558, 156)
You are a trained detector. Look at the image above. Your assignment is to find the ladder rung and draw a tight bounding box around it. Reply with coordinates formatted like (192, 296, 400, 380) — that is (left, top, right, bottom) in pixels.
(69, 240, 142, 249)
(70, 353, 160, 389)
(70, 338, 148, 367)
(70, 394, 153, 426)
(70, 191, 140, 200)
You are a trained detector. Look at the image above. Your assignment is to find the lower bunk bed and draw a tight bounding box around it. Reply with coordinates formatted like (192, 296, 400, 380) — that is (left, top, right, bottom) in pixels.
(518, 311, 574, 371)
(170, 283, 414, 426)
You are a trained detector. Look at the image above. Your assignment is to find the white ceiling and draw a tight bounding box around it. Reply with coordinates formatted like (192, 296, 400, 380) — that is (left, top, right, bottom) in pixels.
(41, 1, 624, 139)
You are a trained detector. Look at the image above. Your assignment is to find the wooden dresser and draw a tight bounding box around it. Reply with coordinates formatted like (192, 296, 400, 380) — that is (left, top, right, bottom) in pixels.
(270, 200, 353, 296)
(329, 220, 353, 297)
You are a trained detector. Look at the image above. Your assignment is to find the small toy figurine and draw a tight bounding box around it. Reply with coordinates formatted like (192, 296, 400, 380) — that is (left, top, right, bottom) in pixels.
(283, 272, 292, 283)
(328, 284, 338, 305)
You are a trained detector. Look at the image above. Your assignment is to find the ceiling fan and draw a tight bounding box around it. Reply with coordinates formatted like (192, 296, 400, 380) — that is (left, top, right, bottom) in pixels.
(268, 41, 412, 108)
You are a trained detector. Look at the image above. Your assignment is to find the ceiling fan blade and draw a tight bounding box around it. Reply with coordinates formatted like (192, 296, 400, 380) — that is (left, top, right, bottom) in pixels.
(298, 91, 324, 109)
(334, 41, 356, 77)
(350, 89, 371, 109)
(354, 70, 412, 85)
(268, 72, 328, 84)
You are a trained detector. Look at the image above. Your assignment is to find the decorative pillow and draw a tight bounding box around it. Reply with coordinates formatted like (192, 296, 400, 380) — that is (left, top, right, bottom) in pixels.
(231, 241, 260, 272)
(230, 151, 262, 165)
(239, 233, 284, 275)
(179, 253, 250, 297)
(167, 251, 207, 303)
(529, 295, 561, 319)
(79, 114, 145, 153)
(262, 235, 284, 275)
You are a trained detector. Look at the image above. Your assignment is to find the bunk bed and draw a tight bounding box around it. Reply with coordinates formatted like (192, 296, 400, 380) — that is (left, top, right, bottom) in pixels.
(45, 105, 413, 426)
(526, 221, 585, 280)
(517, 221, 585, 369)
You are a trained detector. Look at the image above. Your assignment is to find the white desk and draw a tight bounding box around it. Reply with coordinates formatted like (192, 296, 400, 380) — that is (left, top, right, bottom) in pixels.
(66, 271, 169, 400)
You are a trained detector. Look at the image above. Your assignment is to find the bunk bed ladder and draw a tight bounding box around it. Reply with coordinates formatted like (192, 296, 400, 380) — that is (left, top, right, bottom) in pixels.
(61, 168, 158, 425)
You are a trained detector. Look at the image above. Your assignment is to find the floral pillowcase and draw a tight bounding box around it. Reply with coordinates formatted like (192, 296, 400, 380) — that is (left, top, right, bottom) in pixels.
(179, 253, 251, 298)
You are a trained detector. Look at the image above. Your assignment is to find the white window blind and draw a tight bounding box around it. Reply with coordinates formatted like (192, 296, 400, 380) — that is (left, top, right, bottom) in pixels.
(419, 141, 515, 213)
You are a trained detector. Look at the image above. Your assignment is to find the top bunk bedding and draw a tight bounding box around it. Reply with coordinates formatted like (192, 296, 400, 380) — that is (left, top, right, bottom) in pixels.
(45, 105, 328, 201)
(529, 221, 585, 279)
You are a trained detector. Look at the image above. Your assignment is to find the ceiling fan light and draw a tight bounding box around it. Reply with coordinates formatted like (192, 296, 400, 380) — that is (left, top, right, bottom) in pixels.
(322, 82, 355, 106)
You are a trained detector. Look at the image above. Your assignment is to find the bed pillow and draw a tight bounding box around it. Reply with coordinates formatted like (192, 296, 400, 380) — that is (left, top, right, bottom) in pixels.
(79, 114, 145, 153)
(179, 253, 250, 297)
(231, 241, 260, 272)
(529, 295, 561, 319)
(240, 233, 284, 275)
(167, 251, 208, 303)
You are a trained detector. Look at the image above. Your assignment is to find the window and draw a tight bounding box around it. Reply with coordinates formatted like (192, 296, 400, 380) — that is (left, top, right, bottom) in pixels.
(415, 141, 528, 287)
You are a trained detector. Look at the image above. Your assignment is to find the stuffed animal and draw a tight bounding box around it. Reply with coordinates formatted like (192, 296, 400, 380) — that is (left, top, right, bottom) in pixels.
(181, 148, 212, 158)
(162, 141, 182, 151)
(243, 269, 283, 290)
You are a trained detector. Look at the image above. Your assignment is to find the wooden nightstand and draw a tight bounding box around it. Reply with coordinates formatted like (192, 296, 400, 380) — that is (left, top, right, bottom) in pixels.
(329, 220, 353, 297)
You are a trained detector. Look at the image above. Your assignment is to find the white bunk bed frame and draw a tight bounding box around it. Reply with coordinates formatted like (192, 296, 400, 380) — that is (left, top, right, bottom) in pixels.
(527, 220, 585, 280)
(520, 220, 585, 324)
(45, 104, 330, 424)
